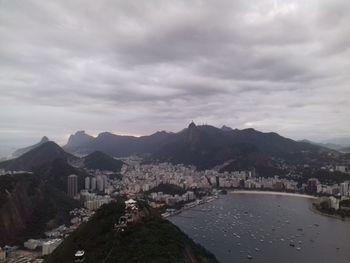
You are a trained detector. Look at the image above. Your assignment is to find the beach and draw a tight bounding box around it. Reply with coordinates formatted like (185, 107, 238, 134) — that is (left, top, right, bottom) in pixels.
(230, 190, 317, 199)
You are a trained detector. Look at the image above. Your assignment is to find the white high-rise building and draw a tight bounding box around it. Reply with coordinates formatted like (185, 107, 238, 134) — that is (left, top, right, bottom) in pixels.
(91, 177, 97, 190)
(85, 177, 90, 190)
(42, 239, 62, 255)
(97, 176, 104, 192)
(340, 181, 349, 197)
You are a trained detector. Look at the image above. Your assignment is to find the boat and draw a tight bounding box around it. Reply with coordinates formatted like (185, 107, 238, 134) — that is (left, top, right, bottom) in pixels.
(74, 250, 85, 262)
(247, 255, 253, 260)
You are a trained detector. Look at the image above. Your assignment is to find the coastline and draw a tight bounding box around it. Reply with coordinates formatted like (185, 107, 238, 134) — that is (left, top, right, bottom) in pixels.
(309, 204, 350, 222)
(229, 190, 317, 199)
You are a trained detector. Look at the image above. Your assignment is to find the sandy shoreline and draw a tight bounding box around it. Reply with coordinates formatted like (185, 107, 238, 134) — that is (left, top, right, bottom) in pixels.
(229, 190, 317, 199)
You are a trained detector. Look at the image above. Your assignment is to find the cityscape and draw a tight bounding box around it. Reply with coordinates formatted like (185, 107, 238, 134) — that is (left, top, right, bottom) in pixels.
(1, 0, 350, 262)
(1, 153, 350, 262)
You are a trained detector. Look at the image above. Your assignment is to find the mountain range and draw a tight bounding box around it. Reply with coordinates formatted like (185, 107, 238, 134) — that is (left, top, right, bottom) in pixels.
(60, 123, 330, 171)
(5, 122, 339, 174)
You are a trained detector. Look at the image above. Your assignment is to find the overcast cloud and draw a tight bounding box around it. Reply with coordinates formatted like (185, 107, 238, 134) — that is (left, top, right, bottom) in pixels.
(0, 0, 350, 154)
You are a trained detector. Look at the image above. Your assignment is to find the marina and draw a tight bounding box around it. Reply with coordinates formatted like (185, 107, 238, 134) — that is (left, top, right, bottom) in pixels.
(170, 193, 350, 263)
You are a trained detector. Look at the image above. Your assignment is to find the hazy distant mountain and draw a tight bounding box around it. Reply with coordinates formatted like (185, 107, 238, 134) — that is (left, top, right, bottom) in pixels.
(152, 123, 324, 170)
(0, 141, 76, 171)
(12, 136, 50, 157)
(221, 125, 234, 131)
(63, 123, 326, 170)
(63, 130, 172, 156)
(83, 151, 124, 172)
(340, 146, 350, 153)
(299, 139, 343, 151)
(63, 131, 95, 154)
(322, 137, 350, 147)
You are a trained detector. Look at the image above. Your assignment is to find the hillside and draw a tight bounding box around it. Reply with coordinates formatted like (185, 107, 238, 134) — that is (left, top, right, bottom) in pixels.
(0, 141, 76, 171)
(45, 201, 218, 263)
(0, 143, 87, 246)
(0, 173, 80, 246)
(33, 158, 87, 192)
(83, 151, 124, 172)
(12, 136, 50, 157)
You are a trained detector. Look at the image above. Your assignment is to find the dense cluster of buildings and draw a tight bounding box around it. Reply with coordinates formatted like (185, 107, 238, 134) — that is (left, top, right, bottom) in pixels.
(3, 157, 349, 262)
(148, 190, 196, 207)
(307, 178, 350, 197)
(1, 207, 93, 262)
(80, 190, 112, 210)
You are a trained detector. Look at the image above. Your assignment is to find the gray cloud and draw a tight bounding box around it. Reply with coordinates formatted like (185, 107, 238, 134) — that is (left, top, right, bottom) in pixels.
(0, 0, 350, 155)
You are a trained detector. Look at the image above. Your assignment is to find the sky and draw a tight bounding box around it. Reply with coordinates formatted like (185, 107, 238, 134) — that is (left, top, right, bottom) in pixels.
(1, 0, 350, 155)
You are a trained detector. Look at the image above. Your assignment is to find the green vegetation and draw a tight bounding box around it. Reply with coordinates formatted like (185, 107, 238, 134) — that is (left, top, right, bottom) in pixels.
(45, 201, 218, 263)
(84, 151, 124, 172)
(300, 168, 350, 184)
(314, 201, 350, 219)
(0, 173, 80, 246)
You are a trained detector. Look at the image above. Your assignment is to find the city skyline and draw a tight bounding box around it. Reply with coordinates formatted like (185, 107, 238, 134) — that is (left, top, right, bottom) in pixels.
(1, 0, 350, 150)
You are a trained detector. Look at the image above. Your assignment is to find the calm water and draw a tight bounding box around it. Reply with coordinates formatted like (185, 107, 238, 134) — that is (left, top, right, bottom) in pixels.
(170, 193, 350, 263)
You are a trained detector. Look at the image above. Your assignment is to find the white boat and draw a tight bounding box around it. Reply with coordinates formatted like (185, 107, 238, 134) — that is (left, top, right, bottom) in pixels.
(74, 250, 85, 262)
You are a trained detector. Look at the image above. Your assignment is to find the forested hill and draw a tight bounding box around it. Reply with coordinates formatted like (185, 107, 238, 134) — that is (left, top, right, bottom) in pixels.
(45, 201, 218, 263)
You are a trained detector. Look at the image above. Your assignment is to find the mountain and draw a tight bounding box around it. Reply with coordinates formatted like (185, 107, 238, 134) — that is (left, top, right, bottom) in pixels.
(83, 151, 124, 172)
(299, 139, 343, 151)
(63, 131, 95, 155)
(340, 146, 350, 153)
(12, 136, 50, 157)
(151, 123, 324, 170)
(63, 130, 172, 157)
(44, 201, 218, 263)
(0, 173, 80, 246)
(221, 125, 233, 132)
(0, 141, 76, 171)
(62, 123, 327, 171)
(0, 142, 88, 246)
(321, 137, 350, 148)
(34, 158, 87, 193)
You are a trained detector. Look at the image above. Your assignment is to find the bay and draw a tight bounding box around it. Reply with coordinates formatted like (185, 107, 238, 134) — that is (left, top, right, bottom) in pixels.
(169, 193, 350, 263)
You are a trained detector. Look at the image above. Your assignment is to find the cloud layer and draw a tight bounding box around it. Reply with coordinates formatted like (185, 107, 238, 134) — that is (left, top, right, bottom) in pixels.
(1, 0, 349, 153)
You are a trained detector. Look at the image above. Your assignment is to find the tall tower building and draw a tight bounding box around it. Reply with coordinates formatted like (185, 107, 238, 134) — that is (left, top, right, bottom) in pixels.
(85, 177, 90, 190)
(96, 175, 104, 192)
(67, 174, 78, 198)
(91, 177, 97, 190)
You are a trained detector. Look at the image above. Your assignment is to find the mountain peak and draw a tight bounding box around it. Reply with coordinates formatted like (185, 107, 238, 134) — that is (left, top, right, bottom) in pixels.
(188, 121, 197, 129)
(221, 125, 233, 131)
(3, 141, 75, 171)
(64, 131, 94, 153)
(12, 136, 51, 157)
(41, 136, 49, 142)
